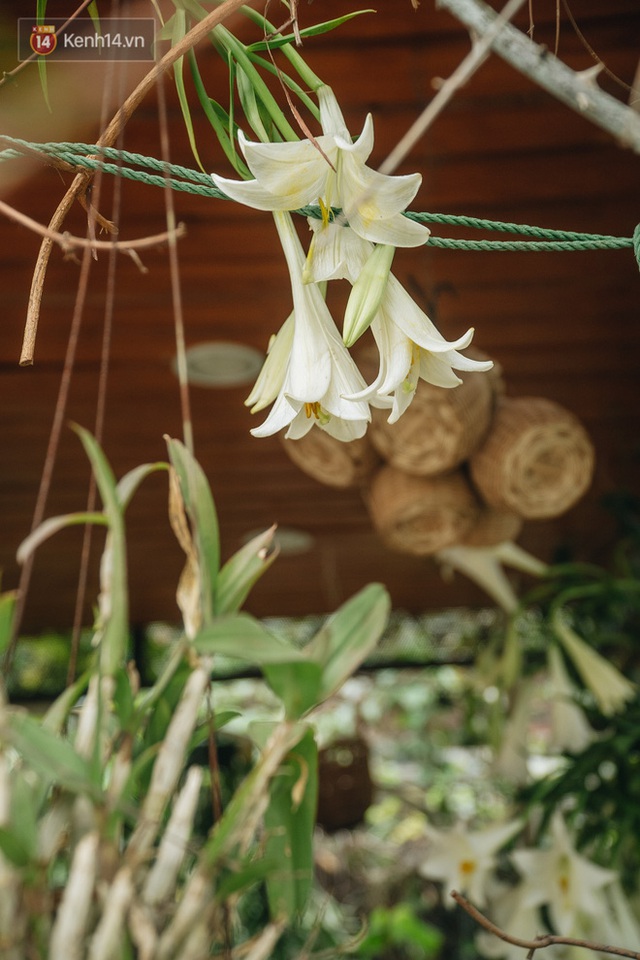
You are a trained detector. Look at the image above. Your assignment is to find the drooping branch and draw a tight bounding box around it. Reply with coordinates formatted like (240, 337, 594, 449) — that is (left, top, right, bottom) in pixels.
(436, 0, 640, 153)
(452, 891, 640, 960)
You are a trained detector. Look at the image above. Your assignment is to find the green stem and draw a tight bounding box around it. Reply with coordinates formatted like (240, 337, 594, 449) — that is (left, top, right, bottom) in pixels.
(213, 24, 299, 141)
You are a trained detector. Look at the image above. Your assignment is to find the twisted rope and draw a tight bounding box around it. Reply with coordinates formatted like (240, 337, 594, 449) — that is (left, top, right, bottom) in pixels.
(1, 137, 638, 262)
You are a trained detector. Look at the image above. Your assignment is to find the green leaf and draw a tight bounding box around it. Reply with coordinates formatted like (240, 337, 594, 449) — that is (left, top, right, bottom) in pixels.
(36, 0, 52, 112)
(16, 512, 108, 565)
(2, 710, 100, 798)
(306, 584, 390, 700)
(166, 436, 220, 624)
(216, 526, 279, 615)
(245, 10, 376, 53)
(194, 614, 303, 664)
(171, 10, 205, 172)
(116, 462, 168, 510)
(264, 727, 318, 919)
(0, 826, 32, 868)
(188, 49, 249, 177)
(72, 444, 129, 676)
(0, 591, 17, 657)
(216, 857, 282, 901)
(112, 666, 135, 729)
(5, 769, 39, 866)
(42, 669, 90, 734)
(263, 660, 324, 719)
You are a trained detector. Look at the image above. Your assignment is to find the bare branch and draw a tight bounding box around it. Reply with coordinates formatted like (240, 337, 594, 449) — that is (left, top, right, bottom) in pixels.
(452, 890, 640, 960)
(0, 197, 185, 258)
(436, 0, 640, 153)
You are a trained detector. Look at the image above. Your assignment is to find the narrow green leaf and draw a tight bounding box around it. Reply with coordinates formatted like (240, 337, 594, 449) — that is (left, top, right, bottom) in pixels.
(188, 48, 249, 176)
(3, 710, 101, 798)
(87, 1, 100, 29)
(307, 584, 390, 700)
(245, 10, 376, 53)
(165, 436, 220, 624)
(72, 426, 129, 676)
(216, 526, 279, 615)
(42, 669, 90, 734)
(0, 591, 17, 657)
(116, 461, 168, 511)
(216, 857, 282, 901)
(264, 727, 318, 919)
(171, 10, 205, 172)
(16, 512, 107, 565)
(6, 769, 39, 865)
(36, 0, 52, 112)
(195, 614, 303, 664)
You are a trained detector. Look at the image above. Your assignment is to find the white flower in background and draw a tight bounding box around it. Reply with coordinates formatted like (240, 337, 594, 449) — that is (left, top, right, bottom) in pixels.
(248, 211, 373, 441)
(212, 85, 430, 249)
(419, 819, 521, 907)
(511, 812, 616, 937)
(552, 611, 636, 716)
(546, 645, 595, 754)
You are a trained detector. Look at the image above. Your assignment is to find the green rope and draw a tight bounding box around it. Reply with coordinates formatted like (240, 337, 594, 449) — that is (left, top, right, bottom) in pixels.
(0, 136, 637, 259)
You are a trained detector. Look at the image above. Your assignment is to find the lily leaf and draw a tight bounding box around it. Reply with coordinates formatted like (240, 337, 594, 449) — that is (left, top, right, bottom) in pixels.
(264, 727, 318, 919)
(306, 583, 390, 700)
(171, 9, 205, 171)
(166, 437, 220, 625)
(0, 591, 17, 657)
(116, 461, 168, 511)
(195, 614, 303, 664)
(16, 512, 107, 565)
(245, 10, 375, 53)
(2, 709, 101, 798)
(216, 525, 279, 615)
(262, 661, 324, 720)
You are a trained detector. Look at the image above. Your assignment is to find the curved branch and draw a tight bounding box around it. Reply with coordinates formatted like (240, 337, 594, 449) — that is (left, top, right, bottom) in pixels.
(451, 891, 640, 960)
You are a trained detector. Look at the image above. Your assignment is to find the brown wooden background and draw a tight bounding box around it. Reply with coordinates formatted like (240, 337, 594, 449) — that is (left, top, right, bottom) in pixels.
(0, 0, 638, 633)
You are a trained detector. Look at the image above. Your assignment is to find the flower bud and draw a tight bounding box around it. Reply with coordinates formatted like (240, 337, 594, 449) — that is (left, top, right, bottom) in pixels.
(342, 243, 395, 347)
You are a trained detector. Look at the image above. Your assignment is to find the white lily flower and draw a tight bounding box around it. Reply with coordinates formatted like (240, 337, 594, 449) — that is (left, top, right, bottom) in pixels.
(212, 85, 430, 248)
(511, 812, 616, 937)
(419, 819, 521, 907)
(552, 611, 636, 716)
(305, 218, 493, 418)
(249, 211, 371, 441)
(546, 645, 595, 754)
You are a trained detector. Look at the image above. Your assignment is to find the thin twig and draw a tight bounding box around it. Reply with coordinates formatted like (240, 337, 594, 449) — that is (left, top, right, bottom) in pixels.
(0, 197, 185, 256)
(452, 891, 640, 960)
(20, 0, 254, 366)
(378, 0, 527, 175)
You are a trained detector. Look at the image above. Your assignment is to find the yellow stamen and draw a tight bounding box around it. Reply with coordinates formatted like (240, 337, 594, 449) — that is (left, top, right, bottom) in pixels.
(460, 859, 476, 876)
(318, 197, 331, 228)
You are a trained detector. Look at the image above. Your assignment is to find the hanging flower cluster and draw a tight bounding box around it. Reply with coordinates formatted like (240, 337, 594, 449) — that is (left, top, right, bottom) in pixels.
(212, 86, 492, 441)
